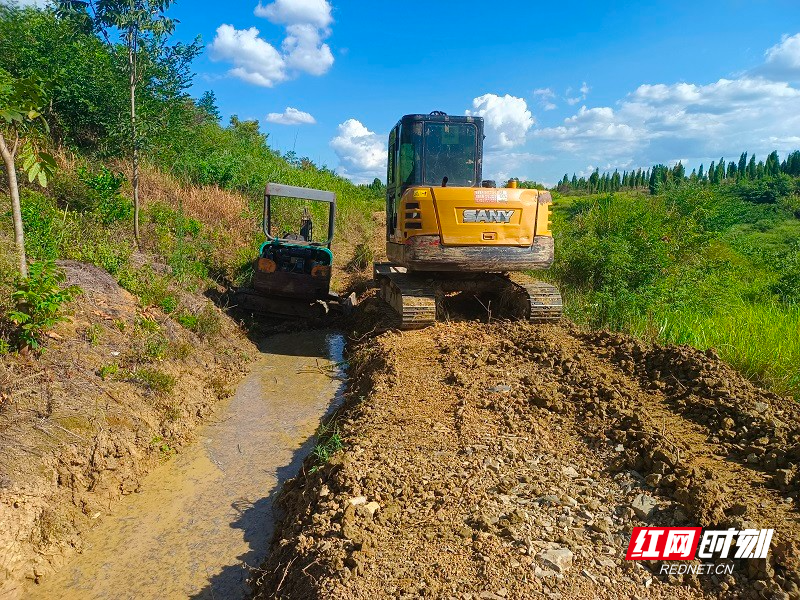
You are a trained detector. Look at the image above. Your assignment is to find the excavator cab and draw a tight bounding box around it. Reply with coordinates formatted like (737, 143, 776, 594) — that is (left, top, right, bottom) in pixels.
(386, 112, 485, 237)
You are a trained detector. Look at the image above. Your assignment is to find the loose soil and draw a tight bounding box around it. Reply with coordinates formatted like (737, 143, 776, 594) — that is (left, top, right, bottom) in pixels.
(0, 260, 255, 598)
(255, 314, 800, 599)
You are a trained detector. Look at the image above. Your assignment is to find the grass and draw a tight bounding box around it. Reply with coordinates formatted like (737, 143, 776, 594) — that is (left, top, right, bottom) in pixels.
(545, 182, 800, 399)
(129, 367, 176, 395)
(649, 302, 800, 397)
(310, 419, 343, 471)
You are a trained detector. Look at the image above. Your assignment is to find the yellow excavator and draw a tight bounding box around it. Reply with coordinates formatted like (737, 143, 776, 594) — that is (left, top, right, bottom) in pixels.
(374, 111, 562, 328)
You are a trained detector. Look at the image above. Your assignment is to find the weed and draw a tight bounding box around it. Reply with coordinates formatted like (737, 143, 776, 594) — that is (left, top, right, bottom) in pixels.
(175, 312, 198, 329)
(167, 341, 192, 360)
(206, 373, 231, 399)
(178, 304, 221, 339)
(130, 367, 175, 394)
(98, 363, 119, 380)
(8, 261, 82, 352)
(84, 323, 102, 346)
(150, 436, 176, 458)
(135, 315, 160, 333)
(311, 419, 343, 468)
(159, 294, 178, 314)
(347, 242, 374, 271)
(144, 334, 169, 360)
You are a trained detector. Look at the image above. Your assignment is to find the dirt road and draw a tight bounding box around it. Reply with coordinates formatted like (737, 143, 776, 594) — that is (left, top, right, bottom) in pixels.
(24, 330, 345, 600)
(256, 314, 799, 599)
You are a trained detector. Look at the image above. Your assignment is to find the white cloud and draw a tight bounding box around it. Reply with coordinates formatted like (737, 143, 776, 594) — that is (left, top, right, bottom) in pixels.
(533, 88, 557, 111)
(210, 0, 333, 88)
(535, 75, 800, 168)
(466, 94, 534, 149)
(210, 25, 287, 87)
(255, 0, 332, 29)
(282, 23, 334, 76)
(565, 81, 590, 106)
(266, 107, 316, 125)
(484, 152, 548, 184)
(8, 0, 48, 6)
(330, 119, 386, 183)
(753, 33, 800, 82)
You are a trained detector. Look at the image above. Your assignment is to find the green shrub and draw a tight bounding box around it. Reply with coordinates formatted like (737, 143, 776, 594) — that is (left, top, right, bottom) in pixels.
(98, 363, 119, 379)
(8, 261, 82, 351)
(130, 367, 175, 394)
(177, 304, 221, 339)
(19, 190, 62, 260)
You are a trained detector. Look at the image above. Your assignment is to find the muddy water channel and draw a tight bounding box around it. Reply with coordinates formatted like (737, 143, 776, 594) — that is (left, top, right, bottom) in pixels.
(27, 330, 345, 600)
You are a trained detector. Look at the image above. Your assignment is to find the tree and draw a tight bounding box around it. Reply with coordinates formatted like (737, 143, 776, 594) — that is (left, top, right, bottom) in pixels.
(0, 70, 56, 278)
(196, 90, 220, 122)
(58, 0, 178, 248)
(738, 152, 748, 179)
(765, 150, 780, 177)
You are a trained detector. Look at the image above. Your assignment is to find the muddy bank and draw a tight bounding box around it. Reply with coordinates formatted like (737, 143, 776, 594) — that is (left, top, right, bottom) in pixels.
(0, 261, 255, 597)
(255, 320, 799, 599)
(25, 330, 345, 599)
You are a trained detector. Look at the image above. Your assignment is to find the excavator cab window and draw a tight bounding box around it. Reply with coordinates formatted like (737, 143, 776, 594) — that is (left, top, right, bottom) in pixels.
(391, 114, 484, 195)
(423, 123, 477, 187)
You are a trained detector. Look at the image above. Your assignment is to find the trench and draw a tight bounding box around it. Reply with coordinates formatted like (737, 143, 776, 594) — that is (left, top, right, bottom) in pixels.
(26, 330, 346, 600)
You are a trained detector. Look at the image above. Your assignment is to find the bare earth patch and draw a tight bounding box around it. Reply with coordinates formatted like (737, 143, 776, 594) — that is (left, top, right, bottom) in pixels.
(255, 320, 799, 599)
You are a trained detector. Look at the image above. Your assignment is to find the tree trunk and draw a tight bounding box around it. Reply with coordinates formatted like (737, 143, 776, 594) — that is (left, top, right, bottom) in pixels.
(129, 27, 140, 249)
(0, 131, 27, 278)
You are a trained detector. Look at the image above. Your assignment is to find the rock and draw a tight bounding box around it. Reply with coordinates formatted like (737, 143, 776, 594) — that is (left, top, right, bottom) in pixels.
(487, 384, 512, 393)
(538, 494, 562, 506)
(364, 501, 380, 516)
(644, 473, 661, 487)
(484, 457, 502, 472)
(631, 494, 657, 520)
(595, 557, 616, 569)
(347, 496, 367, 506)
(537, 547, 574, 573)
(562, 466, 580, 479)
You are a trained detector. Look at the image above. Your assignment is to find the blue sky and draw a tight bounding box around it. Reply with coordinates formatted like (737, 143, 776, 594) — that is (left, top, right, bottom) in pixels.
(39, 0, 800, 185)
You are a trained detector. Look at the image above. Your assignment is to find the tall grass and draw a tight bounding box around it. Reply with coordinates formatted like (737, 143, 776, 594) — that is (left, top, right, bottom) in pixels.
(641, 303, 800, 398)
(546, 185, 800, 400)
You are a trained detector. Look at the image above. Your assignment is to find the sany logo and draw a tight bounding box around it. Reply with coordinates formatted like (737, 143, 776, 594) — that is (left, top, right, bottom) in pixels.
(626, 527, 774, 561)
(626, 527, 702, 560)
(462, 209, 515, 223)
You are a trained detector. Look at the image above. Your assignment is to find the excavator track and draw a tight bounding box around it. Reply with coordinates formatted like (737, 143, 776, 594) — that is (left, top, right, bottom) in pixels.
(375, 265, 562, 328)
(516, 280, 563, 322)
(376, 264, 437, 329)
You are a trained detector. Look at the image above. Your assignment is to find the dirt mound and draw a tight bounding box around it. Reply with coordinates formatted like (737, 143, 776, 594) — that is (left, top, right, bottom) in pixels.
(0, 260, 255, 597)
(254, 321, 799, 599)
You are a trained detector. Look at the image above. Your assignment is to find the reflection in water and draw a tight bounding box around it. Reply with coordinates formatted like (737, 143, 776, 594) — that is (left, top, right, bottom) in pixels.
(27, 331, 345, 600)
